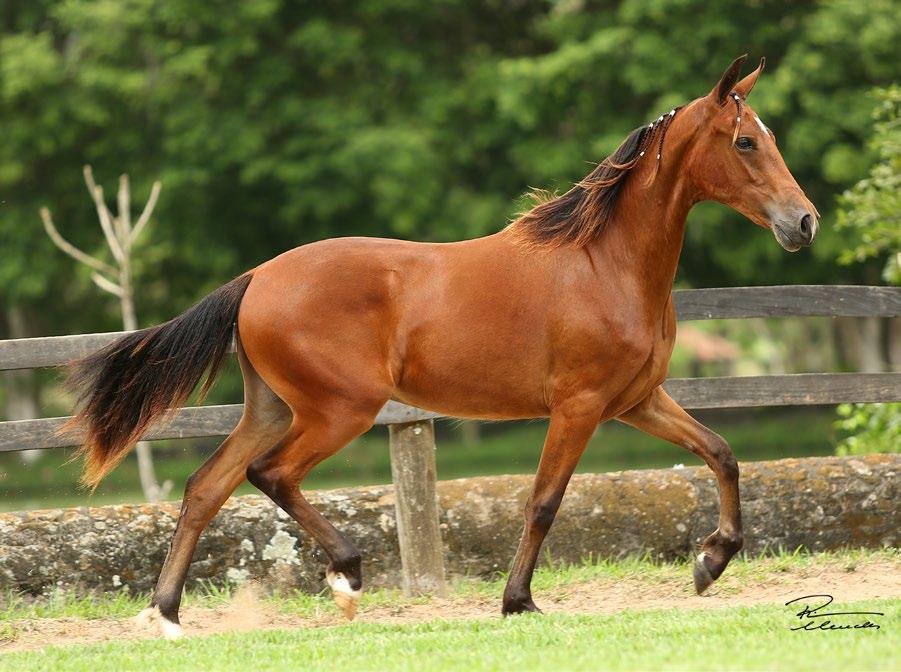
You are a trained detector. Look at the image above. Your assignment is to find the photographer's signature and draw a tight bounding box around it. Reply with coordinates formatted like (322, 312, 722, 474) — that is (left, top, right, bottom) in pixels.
(785, 594, 883, 632)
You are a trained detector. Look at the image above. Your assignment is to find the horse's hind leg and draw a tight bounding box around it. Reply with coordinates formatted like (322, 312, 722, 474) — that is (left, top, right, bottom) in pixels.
(139, 346, 292, 638)
(246, 401, 382, 620)
(619, 386, 743, 594)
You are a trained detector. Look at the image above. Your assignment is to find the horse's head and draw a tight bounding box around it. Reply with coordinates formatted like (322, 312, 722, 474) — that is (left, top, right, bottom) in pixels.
(685, 55, 819, 251)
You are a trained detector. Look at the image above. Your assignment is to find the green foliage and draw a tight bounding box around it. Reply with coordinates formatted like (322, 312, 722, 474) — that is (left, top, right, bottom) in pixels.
(834, 403, 901, 456)
(831, 88, 899, 459)
(2, 0, 898, 344)
(835, 86, 901, 283)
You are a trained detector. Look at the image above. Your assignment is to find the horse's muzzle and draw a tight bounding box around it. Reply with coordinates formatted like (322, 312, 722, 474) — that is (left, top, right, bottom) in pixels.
(772, 210, 818, 252)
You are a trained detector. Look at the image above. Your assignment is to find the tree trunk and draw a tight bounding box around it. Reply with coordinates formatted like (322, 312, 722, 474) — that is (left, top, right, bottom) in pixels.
(857, 316, 884, 373)
(835, 317, 885, 373)
(889, 318, 901, 372)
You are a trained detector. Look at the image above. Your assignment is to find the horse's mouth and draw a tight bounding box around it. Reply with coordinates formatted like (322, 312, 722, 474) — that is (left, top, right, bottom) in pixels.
(772, 223, 804, 252)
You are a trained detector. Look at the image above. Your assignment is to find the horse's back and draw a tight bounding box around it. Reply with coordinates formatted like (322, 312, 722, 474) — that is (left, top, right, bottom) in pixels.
(236, 232, 555, 417)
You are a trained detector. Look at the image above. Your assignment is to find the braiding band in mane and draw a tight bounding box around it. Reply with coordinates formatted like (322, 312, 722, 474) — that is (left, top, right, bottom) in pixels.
(729, 91, 744, 145)
(510, 107, 683, 248)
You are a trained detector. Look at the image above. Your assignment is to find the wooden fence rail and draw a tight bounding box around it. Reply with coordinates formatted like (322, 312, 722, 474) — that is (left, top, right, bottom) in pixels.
(3, 285, 899, 371)
(2, 372, 899, 454)
(1, 284, 899, 596)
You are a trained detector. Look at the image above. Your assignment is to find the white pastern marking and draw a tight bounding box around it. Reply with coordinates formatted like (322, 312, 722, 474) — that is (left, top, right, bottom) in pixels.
(135, 607, 156, 629)
(327, 570, 362, 620)
(161, 617, 184, 640)
(327, 571, 362, 598)
(696, 552, 708, 564)
(753, 114, 768, 134)
(134, 605, 184, 640)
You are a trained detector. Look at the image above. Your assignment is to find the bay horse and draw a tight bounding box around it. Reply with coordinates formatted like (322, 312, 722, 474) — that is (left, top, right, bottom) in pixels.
(67, 55, 818, 638)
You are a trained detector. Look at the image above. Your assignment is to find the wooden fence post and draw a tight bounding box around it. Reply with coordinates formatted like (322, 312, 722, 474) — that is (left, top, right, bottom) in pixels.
(388, 419, 447, 597)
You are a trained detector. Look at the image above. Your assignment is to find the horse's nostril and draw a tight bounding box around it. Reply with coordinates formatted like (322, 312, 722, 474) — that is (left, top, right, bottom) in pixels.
(799, 214, 813, 244)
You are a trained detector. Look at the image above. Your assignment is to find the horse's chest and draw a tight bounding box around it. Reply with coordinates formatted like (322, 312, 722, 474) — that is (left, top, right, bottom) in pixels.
(562, 300, 676, 415)
(610, 305, 677, 413)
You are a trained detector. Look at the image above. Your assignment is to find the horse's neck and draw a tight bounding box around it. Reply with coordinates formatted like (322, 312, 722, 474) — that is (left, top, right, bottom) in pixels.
(590, 164, 696, 306)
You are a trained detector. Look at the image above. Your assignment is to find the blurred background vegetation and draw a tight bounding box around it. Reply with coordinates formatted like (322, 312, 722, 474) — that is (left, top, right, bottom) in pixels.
(0, 0, 897, 511)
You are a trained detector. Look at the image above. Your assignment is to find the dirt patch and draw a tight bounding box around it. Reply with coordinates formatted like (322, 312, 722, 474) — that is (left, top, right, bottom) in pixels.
(3, 557, 899, 653)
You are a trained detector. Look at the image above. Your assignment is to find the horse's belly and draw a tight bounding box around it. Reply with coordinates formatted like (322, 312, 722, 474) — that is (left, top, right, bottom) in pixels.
(392, 384, 548, 421)
(393, 339, 550, 420)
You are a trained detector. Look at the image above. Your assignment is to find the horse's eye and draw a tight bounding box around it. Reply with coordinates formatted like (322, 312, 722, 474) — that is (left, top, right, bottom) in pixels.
(736, 137, 755, 151)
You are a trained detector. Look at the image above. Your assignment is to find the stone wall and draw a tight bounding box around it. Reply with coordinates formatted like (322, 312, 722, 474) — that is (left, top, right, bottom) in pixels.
(0, 455, 896, 596)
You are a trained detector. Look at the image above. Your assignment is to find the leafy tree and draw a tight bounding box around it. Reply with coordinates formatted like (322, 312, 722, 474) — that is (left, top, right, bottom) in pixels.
(835, 403, 900, 456)
(831, 86, 899, 457)
(491, 0, 900, 287)
(0, 0, 897, 355)
(835, 86, 900, 284)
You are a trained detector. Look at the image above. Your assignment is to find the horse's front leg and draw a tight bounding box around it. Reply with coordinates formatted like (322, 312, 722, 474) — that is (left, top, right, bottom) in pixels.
(502, 401, 601, 615)
(619, 386, 743, 593)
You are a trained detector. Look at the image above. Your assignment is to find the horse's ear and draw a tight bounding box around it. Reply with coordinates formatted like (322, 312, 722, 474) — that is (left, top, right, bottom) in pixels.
(734, 57, 765, 100)
(710, 54, 748, 105)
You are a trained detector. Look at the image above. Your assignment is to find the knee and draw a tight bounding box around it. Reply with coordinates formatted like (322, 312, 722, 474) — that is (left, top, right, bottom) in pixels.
(720, 453, 739, 481)
(526, 497, 561, 533)
(183, 471, 199, 495)
(707, 433, 739, 480)
(180, 470, 216, 514)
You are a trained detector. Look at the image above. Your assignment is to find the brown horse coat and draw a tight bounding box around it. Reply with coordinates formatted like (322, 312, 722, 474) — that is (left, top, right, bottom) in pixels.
(68, 55, 817, 635)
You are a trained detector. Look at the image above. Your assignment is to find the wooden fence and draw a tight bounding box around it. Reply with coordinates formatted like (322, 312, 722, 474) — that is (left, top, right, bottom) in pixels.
(1, 285, 899, 595)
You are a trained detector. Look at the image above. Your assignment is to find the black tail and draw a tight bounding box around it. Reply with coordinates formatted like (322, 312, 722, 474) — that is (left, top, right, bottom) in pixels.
(67, 273, 253, 488)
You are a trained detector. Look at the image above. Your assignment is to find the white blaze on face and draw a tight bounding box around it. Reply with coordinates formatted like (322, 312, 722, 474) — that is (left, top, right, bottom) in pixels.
(754, 113, 768, 135)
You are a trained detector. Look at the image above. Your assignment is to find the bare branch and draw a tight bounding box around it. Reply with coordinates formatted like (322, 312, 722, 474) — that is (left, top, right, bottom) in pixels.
(95, 187, 126, 265)
(90, 271, 124, 297)
(130, 180, 162, 244)
(117, 173, 131, 238)
(83, 165, 125, 264)
(39, 207, 118, 276)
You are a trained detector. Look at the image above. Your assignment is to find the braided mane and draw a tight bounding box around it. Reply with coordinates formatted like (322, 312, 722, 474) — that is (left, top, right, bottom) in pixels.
(509, 107, 683, 248)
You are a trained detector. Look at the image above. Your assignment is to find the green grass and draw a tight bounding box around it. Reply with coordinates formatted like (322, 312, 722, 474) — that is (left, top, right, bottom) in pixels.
(2, 547, 894, 622)
(1, 600, 896, 672)
(1, 549, 897, 670)
(0, 407, 838, 511)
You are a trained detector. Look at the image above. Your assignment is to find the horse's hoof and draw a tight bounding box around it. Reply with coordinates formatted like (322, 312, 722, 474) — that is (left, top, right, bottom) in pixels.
(135, 605, 184, 640)
(327, 570, 362, 621)
(693, 553, 715, 595)
(502, 597, 543, 616)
